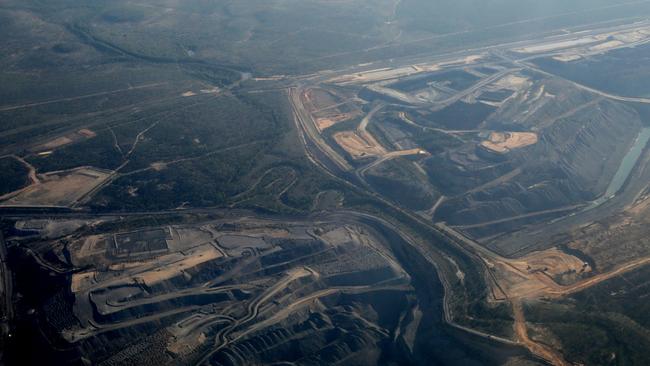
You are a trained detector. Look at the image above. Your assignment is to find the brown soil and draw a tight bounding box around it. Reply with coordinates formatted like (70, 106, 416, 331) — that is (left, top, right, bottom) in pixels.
(0, 167, 111, 207)
(77, 129, 97, 138)
(510, 248, 590, 279)
(315, 112, 359, 131)
(481, 132, 538, 153)
(39, 136, 74, 150)
(127, 245, 222, 287)
(485, 247, 590, 300)
(33, 129, 97, 152)
(150, 162, 167, 171)
(333, 130, 387, 159)
(512, 300, 570, 366)
(305, 88, 360, 131)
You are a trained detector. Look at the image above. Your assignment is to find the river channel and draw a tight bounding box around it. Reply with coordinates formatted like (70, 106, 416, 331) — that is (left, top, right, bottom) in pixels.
(583, 127, 650, 211)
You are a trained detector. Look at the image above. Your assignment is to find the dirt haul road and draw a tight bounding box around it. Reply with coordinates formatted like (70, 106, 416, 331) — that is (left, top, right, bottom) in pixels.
(512, 300, 570, 366)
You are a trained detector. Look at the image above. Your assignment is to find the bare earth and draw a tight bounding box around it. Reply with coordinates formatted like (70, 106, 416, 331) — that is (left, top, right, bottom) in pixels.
(0, 167, 111, 207)
(32, 129, 97, 152)
(481, 132, 538, 153)
(134, 245, 222, 286)
(316, 114, 354, 131)
(38, 136, 74, 150)
(334, 130, 387, 159)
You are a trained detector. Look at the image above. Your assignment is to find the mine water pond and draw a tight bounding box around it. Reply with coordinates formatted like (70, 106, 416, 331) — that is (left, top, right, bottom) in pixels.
(584, 127, 650, 211)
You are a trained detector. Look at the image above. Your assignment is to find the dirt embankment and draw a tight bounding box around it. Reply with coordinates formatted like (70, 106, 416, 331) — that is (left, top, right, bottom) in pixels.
(480, 132, 538, 153)
(334, 131, 387, 159)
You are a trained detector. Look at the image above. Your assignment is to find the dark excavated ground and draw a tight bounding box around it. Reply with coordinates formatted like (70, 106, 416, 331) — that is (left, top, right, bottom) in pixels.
(2, 215, 537, 366)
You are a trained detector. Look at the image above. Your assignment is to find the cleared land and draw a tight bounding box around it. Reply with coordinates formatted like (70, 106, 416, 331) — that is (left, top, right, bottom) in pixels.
(552, 54, 582, 62)
(333, 130, 387, 159)
(0, 167, 110, 207)
(487, 247, 589, 300)
(57, 215, 414, 366)
(514, 37, 600, 54)
(10, 5, 650, 366)
(304, 89, 361, 131)
(30, 129, 97, 153)
(589, 40, 625, 52)
(315, 114, 354, 131)
(328, 55, 483, 85)
(480, 132, 538, 153)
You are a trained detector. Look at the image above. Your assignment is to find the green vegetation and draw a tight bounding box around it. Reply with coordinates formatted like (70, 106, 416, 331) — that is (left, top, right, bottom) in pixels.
(0, 157, 29, 195)
(77, 89, 345, 213)
(0, 2, 349, 215)
(100, 6, 146, 24)
(95, 146, 260, 210)
(412, 129, 465, 155)
(8, 0, 648, 77)
(526, 300, 650, 365)
(6, 1, 650, 364)
(525, 265, 650, 365)
(366, 158, 438, 211)
(28, 132, 123, 172)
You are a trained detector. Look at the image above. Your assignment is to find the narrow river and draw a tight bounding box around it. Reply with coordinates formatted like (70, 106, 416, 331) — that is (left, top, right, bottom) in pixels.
(583, 127, 650, 211)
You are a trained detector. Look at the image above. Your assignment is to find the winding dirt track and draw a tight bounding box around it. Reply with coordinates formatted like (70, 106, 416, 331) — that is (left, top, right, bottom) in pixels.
(512, 300, 570, 366)
(548, 256, 650, 297)
(437, 221, 650, 364)
(12, 155, 39, 184)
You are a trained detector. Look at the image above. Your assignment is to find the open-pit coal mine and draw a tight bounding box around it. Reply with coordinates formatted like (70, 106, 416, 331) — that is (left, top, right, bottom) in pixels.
(6, 2, 650, 366)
